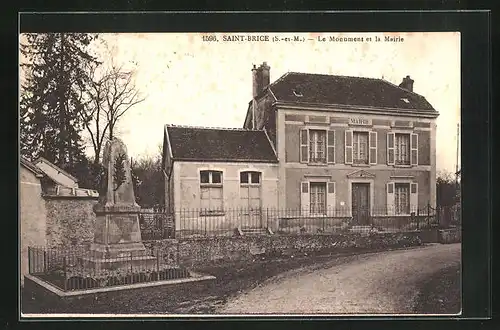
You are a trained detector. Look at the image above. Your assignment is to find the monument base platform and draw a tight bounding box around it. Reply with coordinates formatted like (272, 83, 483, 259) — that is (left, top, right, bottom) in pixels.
(80, 255, 157, 272)
(89, 242, 149, 258)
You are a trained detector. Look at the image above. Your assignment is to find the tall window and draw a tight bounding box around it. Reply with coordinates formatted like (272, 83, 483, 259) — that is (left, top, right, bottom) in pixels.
(240, 171, 261, 211)
(200, 170, 223, 214)
(394, 183, 410, 214)
(309, 130, 326, 163)
(395, 133, 410, 165)
(353, 132, 369, 164)
(310, 182, 326, 214)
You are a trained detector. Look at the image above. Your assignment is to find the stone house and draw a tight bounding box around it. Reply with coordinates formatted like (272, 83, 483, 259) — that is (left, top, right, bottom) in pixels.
(243, 63, 439, 225)
(162, 125, 279, 234)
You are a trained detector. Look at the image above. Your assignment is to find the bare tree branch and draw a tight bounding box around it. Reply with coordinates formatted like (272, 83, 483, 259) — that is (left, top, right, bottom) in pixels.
(82, 53, 146, 161)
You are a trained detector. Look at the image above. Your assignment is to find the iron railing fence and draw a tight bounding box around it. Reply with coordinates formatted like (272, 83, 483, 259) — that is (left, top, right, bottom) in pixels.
(139, 209, 175, 240)
(142, 204, 441, 238)
(27, 244, 187, 292)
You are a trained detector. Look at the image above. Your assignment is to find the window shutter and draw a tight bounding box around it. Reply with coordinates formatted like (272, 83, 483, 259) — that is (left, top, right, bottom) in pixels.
(300, 129, 309, 163)
(386, 182, 395, 215)
(345, 130, 353, 164)
(410, 183, 418, 213)
(369, 131, 377, 165)
(387, 132, 395, 165)
(327, 130, 336, 164)
(411, 133, 418, 166)
(327, 182, 336, 216)
(300, 181, 310, 216)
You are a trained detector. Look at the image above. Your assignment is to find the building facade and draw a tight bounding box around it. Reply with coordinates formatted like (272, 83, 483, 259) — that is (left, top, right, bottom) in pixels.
(163, 125, 279, 233)
(243, 63, 439, 224)
(20, 156, 99, 284)
(20, 157, 47, 285)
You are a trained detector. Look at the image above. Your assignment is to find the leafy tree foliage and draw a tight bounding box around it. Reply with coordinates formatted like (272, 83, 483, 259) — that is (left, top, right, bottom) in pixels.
(436, 170, 460, 207)
(20, 33, 100, 174)
(131, 150, 164, 208)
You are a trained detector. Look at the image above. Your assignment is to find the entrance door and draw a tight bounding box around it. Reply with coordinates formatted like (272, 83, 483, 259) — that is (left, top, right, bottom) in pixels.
(352, 183, 370, 225)
(240, 171, 262, 228)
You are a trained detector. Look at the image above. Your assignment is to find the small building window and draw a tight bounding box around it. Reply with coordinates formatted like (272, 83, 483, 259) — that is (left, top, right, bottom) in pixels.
(395, 133, 411, 165)
(353, 131, 369, 164)
(309, 130, 327, 163)
(395, 183, 410, 215)
(240, 171, 261, 185)
(200, 170, 223, 215)
(310, 182, 327, 215)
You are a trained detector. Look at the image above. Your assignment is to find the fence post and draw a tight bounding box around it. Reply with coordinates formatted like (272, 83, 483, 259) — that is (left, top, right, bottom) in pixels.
(130, 252, 133, 274)
(410, 212, 415, 231)
(416, 207, 420, 230)
(156, 250, 160, 281)
(63, 256, 67, 291)
(43, 249, 47, 274)
(28, 247, 31, 274)
(427, 203, 431, 227)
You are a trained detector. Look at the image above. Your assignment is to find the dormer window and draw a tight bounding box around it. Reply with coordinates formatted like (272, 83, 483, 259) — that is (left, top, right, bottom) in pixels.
(401, 98, 410, 103)
(293, 89, 303, 97)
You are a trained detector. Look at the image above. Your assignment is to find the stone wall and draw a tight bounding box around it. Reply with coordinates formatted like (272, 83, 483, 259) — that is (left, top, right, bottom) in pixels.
(44, 196, 98, 247)
(438, 228, 461, 244)
(145, 231, 423, 269)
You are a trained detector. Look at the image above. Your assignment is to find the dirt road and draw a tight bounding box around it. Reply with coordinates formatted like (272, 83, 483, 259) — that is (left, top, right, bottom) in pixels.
(217, 243, 461, 314)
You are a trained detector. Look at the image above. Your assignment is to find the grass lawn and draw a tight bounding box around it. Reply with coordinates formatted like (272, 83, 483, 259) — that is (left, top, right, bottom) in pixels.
(414, 264, 461, 314)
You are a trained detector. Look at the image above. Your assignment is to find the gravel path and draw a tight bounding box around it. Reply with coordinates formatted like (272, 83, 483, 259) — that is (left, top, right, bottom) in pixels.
(217, 243, 461, 315)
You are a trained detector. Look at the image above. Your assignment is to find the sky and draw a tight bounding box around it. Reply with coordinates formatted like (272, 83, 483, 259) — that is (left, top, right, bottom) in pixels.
(21, 32, 461, 174)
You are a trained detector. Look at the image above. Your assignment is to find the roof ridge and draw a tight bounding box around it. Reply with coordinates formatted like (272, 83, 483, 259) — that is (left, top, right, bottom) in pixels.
(378, 77, 425, 98)
(34, 156, 79, 182)
(166, 124, 262, 132)
(285, 71, 382, 81)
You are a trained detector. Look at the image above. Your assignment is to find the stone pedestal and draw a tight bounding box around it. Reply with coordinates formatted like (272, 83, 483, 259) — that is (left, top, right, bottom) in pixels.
(84, 203, 157, 271)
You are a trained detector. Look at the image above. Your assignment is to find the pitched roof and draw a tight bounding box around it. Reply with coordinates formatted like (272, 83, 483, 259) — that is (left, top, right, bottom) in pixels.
(34, 157, 79, 183)
(267, 72, 437, 113)
(165, 125, 278, 163)
(20, 156, 45, 177)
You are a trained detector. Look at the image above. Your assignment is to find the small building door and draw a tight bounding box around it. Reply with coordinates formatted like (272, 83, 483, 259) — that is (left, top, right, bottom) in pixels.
(240, 171, 262, 228)
(352, 183, 370, 225)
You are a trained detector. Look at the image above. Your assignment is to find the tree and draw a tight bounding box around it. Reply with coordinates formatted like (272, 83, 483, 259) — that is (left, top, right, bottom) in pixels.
(80, 56, 145, 164)
(436, 170, 460, 207)
(131, 147, 164, 208)
(20, 33, 100, 172)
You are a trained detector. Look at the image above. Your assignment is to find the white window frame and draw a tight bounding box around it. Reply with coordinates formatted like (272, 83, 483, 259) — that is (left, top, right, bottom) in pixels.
(394, 133, 411, 166)
(199, 169, 224, 216)
(346, 128, 377, 166)
(394, 182, 411, 215)
(300, 126, 335, 165)
(239, 170, 262, 212)
(309, 181, 327, 216)
(388, 130, 418, 167)
(386, 179, 418, 216)
(352, 131, 369, 165)
(309, 129, 327, 164)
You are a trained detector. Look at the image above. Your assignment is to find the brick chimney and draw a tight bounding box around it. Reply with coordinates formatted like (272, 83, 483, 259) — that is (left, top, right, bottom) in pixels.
(399, 75, 414, 92)
(252, 62, 271, 99)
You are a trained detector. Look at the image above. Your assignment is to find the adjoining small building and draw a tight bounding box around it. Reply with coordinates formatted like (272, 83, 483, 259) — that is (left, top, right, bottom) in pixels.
(20, 156, 47, 285)
(20, 156, 99, 285)
(162, 125, 279, 235)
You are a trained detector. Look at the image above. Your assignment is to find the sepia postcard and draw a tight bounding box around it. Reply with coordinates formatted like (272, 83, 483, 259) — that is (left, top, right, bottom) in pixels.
(19, 29, 462, 318)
